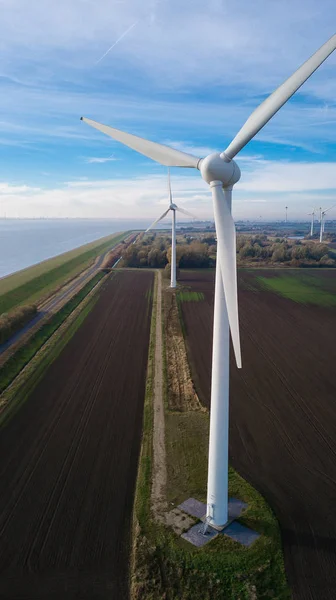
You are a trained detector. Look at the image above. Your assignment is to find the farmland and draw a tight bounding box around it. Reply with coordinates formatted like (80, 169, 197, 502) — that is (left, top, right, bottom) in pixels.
(178, 269, 336, 600)
(0, 270, 153, 599)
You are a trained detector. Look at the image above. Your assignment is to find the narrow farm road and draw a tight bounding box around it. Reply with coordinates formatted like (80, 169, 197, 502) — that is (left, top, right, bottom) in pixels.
(151, 271, 167, 519)
(0, 234, 134, 359)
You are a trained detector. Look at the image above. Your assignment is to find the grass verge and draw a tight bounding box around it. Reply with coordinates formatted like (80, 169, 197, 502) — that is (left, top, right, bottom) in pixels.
(165, 411, 290, 599)
(131, 272, 157, 573)
(257, 273, 336, 306)
(177, 291, 204, 302)
(0, 271, 105, 396)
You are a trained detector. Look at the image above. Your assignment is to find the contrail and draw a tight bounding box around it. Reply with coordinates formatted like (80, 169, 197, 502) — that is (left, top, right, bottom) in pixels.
(95, 22, 137, 65)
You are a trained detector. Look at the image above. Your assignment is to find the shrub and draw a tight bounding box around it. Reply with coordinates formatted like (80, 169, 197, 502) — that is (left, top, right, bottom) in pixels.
(0, 305, 37, 344)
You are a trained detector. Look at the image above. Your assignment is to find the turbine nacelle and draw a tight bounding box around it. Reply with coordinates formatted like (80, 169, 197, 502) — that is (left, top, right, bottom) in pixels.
(170, 203, 178, 210)
(199, 153, 241, 187)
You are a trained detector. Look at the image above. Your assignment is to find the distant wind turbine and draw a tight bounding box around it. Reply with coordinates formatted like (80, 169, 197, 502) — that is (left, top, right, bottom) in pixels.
(285, 206, 288, 223)
(81, 33, 336, 528)
(146, 169, 197, 288)
(319, 204, 336, 242)
(308, 209, 316, 237)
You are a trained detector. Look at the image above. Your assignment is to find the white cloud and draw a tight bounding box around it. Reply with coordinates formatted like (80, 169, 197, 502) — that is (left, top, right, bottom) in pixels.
(0, 0, 334, 93)
(0, 0, 335, 220)
(1, 158, 335, 220)
(0, 183, 40, 194)
(85, 156, 118, 163)
(238, 160, 336, 192)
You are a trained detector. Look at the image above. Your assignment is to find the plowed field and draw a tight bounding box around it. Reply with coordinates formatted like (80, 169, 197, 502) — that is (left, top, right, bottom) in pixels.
(0, 270, 153, 599)
(179, 269, 336, 600)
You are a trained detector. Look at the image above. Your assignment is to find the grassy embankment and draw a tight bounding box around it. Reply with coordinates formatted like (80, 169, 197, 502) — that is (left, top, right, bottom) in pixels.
(132, 279, 290, 600)
(0, 271, 106, 399)
(257, 270, 336, 306)
(0, 231, 127, 313)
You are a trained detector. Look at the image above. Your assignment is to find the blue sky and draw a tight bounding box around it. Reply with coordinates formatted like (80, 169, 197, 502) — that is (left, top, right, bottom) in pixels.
(0, 0, 335, 222)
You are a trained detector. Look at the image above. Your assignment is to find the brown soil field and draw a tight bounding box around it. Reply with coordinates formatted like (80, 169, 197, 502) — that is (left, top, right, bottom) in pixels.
(179, 269, 336, 600)
(0, 270, 153, 599)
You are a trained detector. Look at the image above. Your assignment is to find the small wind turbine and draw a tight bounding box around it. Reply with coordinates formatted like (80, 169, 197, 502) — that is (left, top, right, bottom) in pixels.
(81, 34, 336, 528)
(145, 169, 196, 288)
(285, 206, 288, 223)
(319, 204, 336, 242)
(308, 209, 316, 236)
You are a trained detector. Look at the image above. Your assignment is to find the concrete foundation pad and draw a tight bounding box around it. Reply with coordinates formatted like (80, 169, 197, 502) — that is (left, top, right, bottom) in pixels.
(223, 521, 260, 547)
(228, 498, 248, 520)
(178, 497, 248, 522)
(177, 498, 206, 519)
(178, 497, 260, 548)
(181, 522, 218, 547)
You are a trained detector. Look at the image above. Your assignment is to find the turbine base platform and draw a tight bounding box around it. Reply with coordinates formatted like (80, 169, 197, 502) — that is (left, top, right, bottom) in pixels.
(178, 497, 260, 548)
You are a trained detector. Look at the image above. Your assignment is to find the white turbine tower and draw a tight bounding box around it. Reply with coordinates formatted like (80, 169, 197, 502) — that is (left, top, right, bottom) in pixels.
(145, 169, 196, 288)
(81, 34, 336, 528)
(319, 204, 336, 242)
(308, 209, 316, 237)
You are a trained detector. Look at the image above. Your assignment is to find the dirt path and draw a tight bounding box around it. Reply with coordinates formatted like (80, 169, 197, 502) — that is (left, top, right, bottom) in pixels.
(151, 271, 167, 520)
(163, 290, 203, 412)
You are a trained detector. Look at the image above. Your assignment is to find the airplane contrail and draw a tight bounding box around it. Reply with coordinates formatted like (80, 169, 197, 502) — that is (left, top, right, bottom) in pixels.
(95, 21, 138, 65)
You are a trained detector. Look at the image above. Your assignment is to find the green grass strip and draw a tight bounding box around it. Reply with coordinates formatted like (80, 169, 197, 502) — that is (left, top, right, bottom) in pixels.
(162, 410, 290, 599)
(133, 272, 157, 532)
(177, 291, 205, 302)
(258, 275, 336, 306)
(0, 272, 105, 394)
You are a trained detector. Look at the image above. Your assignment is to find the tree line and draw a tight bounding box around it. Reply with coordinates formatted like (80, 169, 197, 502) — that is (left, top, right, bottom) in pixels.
(121, 232, 336, 270)
(237, 235, 335, 266)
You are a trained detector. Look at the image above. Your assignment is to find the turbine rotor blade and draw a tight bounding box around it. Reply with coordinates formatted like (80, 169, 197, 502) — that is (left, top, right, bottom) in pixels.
(81, 117, 200, 168)
(211, 183, 241, 368)
(324, 203, 336, 214)
(175, 206, 199, 220)
(168, 168, 172, 203)
(145, 208, 170, 232)
(222, 34, 336, 160)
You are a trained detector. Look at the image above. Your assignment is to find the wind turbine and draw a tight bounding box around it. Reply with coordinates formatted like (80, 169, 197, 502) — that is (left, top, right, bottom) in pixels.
(285, 206, 288, 223)
(319, 204, 336, 242)
(81, 34, 336, 528)
(145, 169, 196, 288)
(308, 209, 316, 237)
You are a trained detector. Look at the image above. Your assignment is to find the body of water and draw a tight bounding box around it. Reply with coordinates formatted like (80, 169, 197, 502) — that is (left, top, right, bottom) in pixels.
(0, 219, 153, 279)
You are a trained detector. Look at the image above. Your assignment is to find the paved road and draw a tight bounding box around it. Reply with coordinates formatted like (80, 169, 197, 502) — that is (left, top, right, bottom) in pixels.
(0, 238, 130, 357)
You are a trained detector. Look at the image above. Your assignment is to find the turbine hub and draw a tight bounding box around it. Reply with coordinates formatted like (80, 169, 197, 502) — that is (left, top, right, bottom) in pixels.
(170, 203, 177, 210)
(199, 153, 241, 187)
